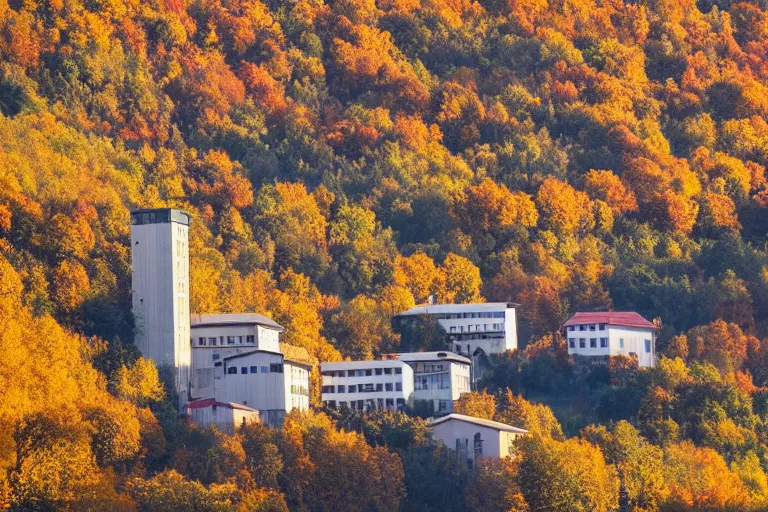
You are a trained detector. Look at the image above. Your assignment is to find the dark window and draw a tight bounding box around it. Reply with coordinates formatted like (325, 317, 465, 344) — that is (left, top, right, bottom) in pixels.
(198, 337, 206, 346)
(227, 367, 237, 374)
(270, 363, 284, 373)
(322, 386, 335, 393)
(337, 385, 345, 393)
(579, 325, 586, 331)
(384, 368, 392, 375)
(227, 336, 236, 345)
(348, 385, 357, 393)
(395, 368, 402, 375)
(568, 326, 575, 331)
(619, 338, 625, 349)
(365, 369, 373, 376)
(590, 338, 597, 348)
(385, 383, 393, 391)
(214, 362, 222, 367)
(375, 368, 382, 376)
(241, 367, 248, 374)
(599, 323, 606, 330)
(579, 338, 586, 348)
(395, 382, 402, 391)
(589, 324, 596, 331)
(208, 337, 217, 346)
(376, 383, 383, 391)
(347, 370, 356, 377)
(250, 366, 258, 373)
(212, 353, 220, 361)
(600, 338, 608, 348)
(246, 335, 255, 344)
(569, 339, 575, 349)
(645, 339, 651, 353)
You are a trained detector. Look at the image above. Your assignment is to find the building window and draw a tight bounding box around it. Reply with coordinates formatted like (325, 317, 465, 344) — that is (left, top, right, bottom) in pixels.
(474, 433, 483, 456)
(645, 339, 651, 353)
(375, 368, 382, 376)
(227, 367, 237, 374)
(322, 386, 334, 393)
(220, 336, 224, 345)
(385, 383, 393, 391)
(439, 400, 448, 412)
(237, 336, 244, 344)
(348, 370, 356, 377)
(198, 337, 206, 346)
(214, 362, 222, 367)
(395, 368, 402, 374)
(260, 366, 269, 373)
(212, 354, 220, 361)
(227, 336, 236, 345)
(246, 335, 255, 344)
(619, 338, 624, 349)
(599, 323, 606, 330)
(568, 326, 575, 332)
(250, 366, 257, 374)
(579, 325, 586, 331)
(348, 385, 357, 393)
(385, 398, 394, 408)
(396, 398, 405, 408)
(569, 339, 575, 349)
(337, 385, 345, 393)
(590, 338, 597, 348)
(395, 382, 402, 391)
(600, 337, 608, 348)
(270, 363, 283, 373)
(450, 326, 456, 333)
(241, 367, 248, 374)
(589, 324, 596, 331)
(579, 338, 586, 348)
(376, 383, 383, 391)
(384, 368, 392, 375)
(208, 337, 217, 346)
(365, 369, 372, 376)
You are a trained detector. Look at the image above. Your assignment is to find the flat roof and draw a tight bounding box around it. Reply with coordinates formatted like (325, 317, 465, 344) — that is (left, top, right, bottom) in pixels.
(562, 312, 655, 329)
(397, 302, 518, 317)
(385, 351, 470, 364)
(191, 313, 284, 331)
(429, 413, 528, 434)
(187, 398, 258, 412)
(130, 208, 190, 226)
(321, 360, 410, 371)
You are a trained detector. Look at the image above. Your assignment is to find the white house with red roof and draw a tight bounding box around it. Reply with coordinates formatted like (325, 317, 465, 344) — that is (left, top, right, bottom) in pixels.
(562, 312, 657, 367)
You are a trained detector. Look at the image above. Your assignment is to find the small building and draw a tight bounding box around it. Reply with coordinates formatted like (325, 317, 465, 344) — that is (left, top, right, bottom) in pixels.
(563, 312, 657, 368)
(429, 413, 528, 466)
(321, 360, 414, 411)
(384, 351, 471, 415)
(186, 398, 260, 434)
(394, 303, 519, 358)
(190, 313, 312, 427)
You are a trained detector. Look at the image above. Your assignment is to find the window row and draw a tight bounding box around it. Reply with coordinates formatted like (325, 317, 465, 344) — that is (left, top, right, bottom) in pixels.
(433, 312, 504, 319)
(415, 373, 451, 391)
(324, 398, 407, 411)
(568, 337, 609, 349)
(197, 335, 255, 346)
(448, 323, 502, 334)
(321, 367, 403, 377)
(567, 323, 607, 332)
(322, 382, 403, 394)
(226, 363, 283, 375)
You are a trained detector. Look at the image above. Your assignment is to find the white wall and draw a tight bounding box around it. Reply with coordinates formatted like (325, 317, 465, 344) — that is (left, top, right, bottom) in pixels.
(285, 362, 310, 412)
(321, 361, 414, 409)
(187, 405, 260, 434)
(432, 420, 520, 461)
(131, 213, 190, 404)
(409, 360, 470, 413)
(566, 324, 655, 367)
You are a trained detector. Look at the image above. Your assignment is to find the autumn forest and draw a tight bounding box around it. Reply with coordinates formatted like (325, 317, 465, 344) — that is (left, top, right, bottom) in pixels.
(2, 0, 768, 509)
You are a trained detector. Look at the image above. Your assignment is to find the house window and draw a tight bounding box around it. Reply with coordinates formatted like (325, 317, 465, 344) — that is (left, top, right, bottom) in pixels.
(227, 367, 237, 374)
(208, 337, 217, 346)
(260, 366, 269, 373)
(220, 336, 224, 345)
(474, 433, 483, 456)
(579, 325, 586, 331)
(250, 366, 257, 373)
(241, 367, 248, 374)
(270, 363, 283, 373)
(569, 339, 575, 349)
(619, 338, 624, 349)
(384, 368, 392, 375)
(198, 337, 206, 346)
(589, 324, 596, 331)
(237, 336, 244, 344)
(246, 335, 255, 344)
(376, 383, 383, 391)
(579, 338, 586, 348)
(322, 385, 334, 393)
(338, 385, 345, 393)
(395, 382, 402, 391)
(385, 383, 393, 391)
(227, 336, 236, 345)
(645, 339, 651, 353)
(212, 354, 220, 361)
(568, 326, 575, 332)
(365, 369, 373, 376)
(395, 368, 402, 374)
(348, 370, 356, 377)
(385, 399, 394, 408)
(590, 338, 597, 348)
(348, 385, 357, 393)
(600, 338, 608, 348)
(396, 398, 405, 408)
(599, 323, 606, 330)
(439, 400, 448, 412)
(375, 368, 382, 376)
(214, 362, 222, 367)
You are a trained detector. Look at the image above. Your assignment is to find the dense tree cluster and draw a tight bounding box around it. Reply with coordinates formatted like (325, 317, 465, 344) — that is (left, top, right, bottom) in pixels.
(3, 0, 768, 508)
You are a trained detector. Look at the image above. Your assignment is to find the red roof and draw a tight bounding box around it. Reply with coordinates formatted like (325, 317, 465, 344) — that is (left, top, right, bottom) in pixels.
(562, 312, 655, 329)
(186, 398, 258, 412)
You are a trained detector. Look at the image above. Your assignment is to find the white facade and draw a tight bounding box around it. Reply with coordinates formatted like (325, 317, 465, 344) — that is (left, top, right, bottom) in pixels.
(190, 314, 311, 427)
(186, 398, 260, 434)
(430, 414, 527, 465)
(131, 209, 191, 405)
(396, 303, 518, 357)
(386, 352, 471, 414)
(321, 360, 414, 411)
(564, 312, 656, 368)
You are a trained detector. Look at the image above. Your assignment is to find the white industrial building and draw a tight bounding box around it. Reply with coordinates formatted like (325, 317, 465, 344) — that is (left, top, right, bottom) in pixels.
(130, 208, 192, 406)
(186, 398, 260, 434)
(563, 312, 657, 368)
(430, 413, 527, 466)
(385, 352, 471, 415)
(190, 313, 311, 427)
(320, 360, 414, 411)
(395, 303, 518, 358)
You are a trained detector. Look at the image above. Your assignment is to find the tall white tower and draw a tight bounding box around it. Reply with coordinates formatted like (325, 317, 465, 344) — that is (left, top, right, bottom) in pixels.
(130, 208, 191, 406)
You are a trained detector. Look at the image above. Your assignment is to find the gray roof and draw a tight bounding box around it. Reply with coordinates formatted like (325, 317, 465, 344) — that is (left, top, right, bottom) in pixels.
(429, 413, 528, 434)
(397, 302, 518, 317)
(191, 313, 283, 331)
(385, 351, 471, 364)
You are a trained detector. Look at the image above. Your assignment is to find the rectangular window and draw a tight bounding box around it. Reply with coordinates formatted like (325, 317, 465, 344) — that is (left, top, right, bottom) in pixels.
(250, 366, 257, 374)
(579, 338, 586, 348)
(270, 363, 283, 373)
(645, 339, 651, 353)
(395, 368, 402, 374)
(600, 337, 608, 348)
(376, 383, 383, 392)
(384, 368, 392, 375)
(241, 367, 248, 374)
(208, 337, 217, 346)
(450, 326, 456, 333)
(599, 323, 606, 331)
(220, 336, 224, 345)
(348, 370, 355, 377)
(227, 367, 237, 374)
(198, 337, 206, 346)
(385, 383, 393, 391)
(395, 382, 402, 391)
(375, 368, 382, 376)
(385, 398, 394, 408)
(348, 385, 357, 393)
(569, 339, 575, 349)
(365, 369, 373, 376)
(237, 336, 244, 344)
(579, 325, 586, 331)
(568, 326, 575, 332)
(590, 338, 597, 348)
(246, 335, 255, 344)
(619, 338, 624, 349)
(212, 354, 220, 361)
(337, 385, 345, 393)
(589, 324, 596, 331)
(322, 385, 334, 393)
(396, 398, 405, 407)
(260, 366, 269, 373)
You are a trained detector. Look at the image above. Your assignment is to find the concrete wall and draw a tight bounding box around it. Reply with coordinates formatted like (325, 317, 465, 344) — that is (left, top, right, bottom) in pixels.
(432, 420, 520, 461)
(566, 324, 655, 367)
(321, 361, 414, 409)
(188, 405, 260, 434)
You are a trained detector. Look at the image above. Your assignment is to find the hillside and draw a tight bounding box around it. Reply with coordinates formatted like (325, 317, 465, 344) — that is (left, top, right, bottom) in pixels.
(1, 0, 768, 509)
